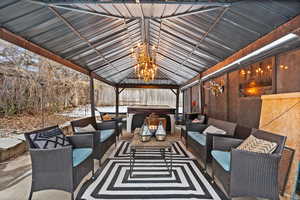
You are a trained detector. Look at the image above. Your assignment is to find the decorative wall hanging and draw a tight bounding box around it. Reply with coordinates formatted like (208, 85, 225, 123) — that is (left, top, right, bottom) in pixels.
(239, 59, 273, 97)
(204, 80, 224, 96)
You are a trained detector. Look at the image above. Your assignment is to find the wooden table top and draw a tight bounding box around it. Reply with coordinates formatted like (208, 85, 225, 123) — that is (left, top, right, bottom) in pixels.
(131, 128, 172, 149)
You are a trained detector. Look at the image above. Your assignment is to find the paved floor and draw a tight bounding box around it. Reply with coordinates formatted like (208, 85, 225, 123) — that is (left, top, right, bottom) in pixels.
(0, 129, 257, 200)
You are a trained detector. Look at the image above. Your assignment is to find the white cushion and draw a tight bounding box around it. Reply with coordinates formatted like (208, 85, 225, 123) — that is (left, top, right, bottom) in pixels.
(203, 125, 226, 135)
(74, 124, 96, 133)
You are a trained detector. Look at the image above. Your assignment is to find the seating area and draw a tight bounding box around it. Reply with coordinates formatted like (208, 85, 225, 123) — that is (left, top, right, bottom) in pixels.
(183, 117, 286, 199)
(1, 1, 300, 200)
(18, 113, 294, 200)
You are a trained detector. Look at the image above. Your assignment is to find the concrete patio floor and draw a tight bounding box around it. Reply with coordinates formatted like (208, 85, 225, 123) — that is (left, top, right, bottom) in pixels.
(0, 130, 257, 200)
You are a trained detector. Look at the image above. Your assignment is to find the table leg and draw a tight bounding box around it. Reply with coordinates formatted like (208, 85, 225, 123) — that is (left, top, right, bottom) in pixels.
(169, 147, 173, 176)
(130, 148, 133, 178)
(132, 149, 136, 178)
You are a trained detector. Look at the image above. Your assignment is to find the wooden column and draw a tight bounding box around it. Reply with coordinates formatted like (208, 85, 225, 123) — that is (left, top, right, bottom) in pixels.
(272, 55, 278, 94)
(90, 76, 95, 117)
(175, 88, 180, 120)
(115, 86, 119, 117)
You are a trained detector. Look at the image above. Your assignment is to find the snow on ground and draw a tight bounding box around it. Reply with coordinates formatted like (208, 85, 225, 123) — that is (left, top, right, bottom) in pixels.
(60, 105, 182, 118)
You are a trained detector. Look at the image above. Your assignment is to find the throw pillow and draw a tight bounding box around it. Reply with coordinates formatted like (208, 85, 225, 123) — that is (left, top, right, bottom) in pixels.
(29, 127, 71, 149)
(74, 124, 96, 133)
(237, 135, 278, 154)
(102, 114, 112, 121)
(203, 125, 226, 135)
(192, 115, 205, 124)
(192, 119, 201, 123)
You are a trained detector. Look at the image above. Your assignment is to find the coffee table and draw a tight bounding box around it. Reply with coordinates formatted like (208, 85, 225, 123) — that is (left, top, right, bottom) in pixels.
(129, 131, 173, 178)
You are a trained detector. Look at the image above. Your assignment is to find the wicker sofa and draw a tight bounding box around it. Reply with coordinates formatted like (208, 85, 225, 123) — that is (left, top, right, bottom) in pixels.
(71, 116, 116, 166)
(211, 128, 286, 199)
(24, 126, 94, 200)
(186, 118, 252, 171)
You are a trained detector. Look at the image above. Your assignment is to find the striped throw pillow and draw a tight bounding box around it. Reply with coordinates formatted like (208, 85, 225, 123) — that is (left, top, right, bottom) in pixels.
(237, 135, 277, 154)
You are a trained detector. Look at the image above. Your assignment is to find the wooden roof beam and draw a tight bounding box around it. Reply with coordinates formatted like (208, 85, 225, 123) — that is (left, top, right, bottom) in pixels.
(118, 84, 179, 89)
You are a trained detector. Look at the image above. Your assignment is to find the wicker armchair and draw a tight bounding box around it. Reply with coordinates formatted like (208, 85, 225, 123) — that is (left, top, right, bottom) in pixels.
(186, 118, 238, 171)
(97, 109, 124, 138)
(24, 126, 94, 200)
(211, 129, 286, 200)
(71, 116, 116, 166)
(180, 114, 206, 145)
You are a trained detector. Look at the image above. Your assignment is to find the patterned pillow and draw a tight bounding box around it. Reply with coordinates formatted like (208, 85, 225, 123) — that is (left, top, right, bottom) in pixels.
(237, 135, 277, 154)
(29, 127, 71, 149)
(102, 114, 112, 121)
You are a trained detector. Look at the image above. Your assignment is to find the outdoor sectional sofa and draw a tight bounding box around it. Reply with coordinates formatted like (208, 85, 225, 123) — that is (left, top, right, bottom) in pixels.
(185, 117, 286, 199)
(71, 116, 116, 166)
(186, 118, 252, 171)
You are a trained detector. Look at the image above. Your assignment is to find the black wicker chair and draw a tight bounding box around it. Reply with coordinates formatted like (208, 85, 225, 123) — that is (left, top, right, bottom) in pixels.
(71, 116, 116, 166)
(180, 114, 206, 145)
(24, 126, 94, 200)
(211, 129, 286, 200)
(186, 118, 238, 171)
(97, 108, 124, 139)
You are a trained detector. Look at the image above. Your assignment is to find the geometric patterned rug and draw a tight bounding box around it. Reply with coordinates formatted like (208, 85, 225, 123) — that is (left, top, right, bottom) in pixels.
(78, 141, 226, 200)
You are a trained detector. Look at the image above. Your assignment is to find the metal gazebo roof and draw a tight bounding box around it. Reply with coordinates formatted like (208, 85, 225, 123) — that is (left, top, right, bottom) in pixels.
(0, 0, 300, 88)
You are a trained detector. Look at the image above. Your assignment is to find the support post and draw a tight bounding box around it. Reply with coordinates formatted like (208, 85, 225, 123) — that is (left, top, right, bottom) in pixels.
(175, 89, 180, 120)
(90, 76, 95, 117)
(115, 86, 119, 117)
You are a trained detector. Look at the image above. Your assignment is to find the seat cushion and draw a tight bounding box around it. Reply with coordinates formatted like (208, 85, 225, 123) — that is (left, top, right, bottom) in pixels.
(188, 131, 206, 146)
(72, 148, 92, 167)
(100, 129, 115, 142)
(211, 150, 231, 172)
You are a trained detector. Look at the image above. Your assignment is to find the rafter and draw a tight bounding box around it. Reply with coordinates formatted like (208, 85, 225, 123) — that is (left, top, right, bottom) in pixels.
(49, 7, 117, 73)
(180, 7, 229, 67)
(27, 0, 125, 19)
(161, 6, 226, 20)
(92, 53, 131, 72)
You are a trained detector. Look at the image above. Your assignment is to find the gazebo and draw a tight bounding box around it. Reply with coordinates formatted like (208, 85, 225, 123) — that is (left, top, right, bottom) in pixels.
(1, 1, 300, 200)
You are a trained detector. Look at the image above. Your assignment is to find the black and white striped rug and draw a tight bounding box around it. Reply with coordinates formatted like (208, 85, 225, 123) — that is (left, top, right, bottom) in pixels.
(78, 141, 226, 200)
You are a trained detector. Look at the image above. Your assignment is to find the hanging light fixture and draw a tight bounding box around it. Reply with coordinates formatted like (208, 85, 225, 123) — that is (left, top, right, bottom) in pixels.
(131, 43, 158, 82)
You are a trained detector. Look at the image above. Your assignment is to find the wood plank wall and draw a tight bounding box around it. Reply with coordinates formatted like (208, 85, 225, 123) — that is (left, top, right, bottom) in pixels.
(183, 47, 300, 128)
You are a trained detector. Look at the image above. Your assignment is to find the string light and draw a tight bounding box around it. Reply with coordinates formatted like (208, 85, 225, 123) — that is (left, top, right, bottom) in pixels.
(280, 64, 289, 70)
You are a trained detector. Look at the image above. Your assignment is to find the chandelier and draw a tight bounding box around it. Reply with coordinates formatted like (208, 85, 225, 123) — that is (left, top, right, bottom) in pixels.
(131, 43, 157, 82)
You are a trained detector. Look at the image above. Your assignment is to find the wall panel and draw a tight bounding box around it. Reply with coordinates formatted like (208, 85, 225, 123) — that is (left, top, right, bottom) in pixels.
(186, 47, 300, 129)
(277, 48, 300, 93)
(228, 71, 239, 122)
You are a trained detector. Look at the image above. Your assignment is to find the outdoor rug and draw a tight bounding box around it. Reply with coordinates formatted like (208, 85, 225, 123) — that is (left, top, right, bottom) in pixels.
(78, 141, 226, 200)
